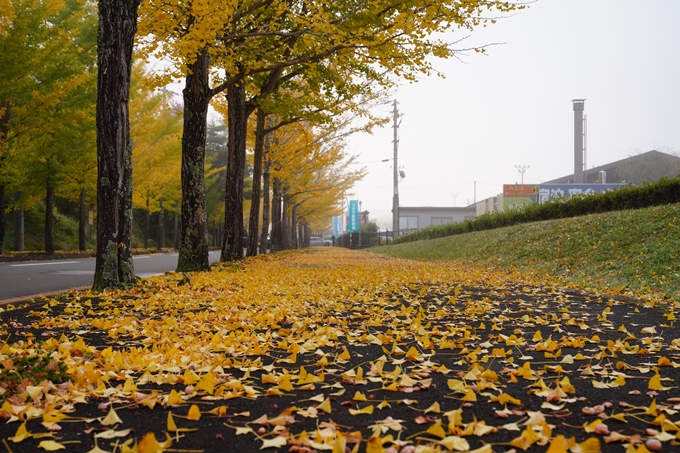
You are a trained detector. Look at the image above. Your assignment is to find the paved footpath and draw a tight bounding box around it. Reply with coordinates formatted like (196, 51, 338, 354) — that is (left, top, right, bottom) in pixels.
(0, 248, 677, 452)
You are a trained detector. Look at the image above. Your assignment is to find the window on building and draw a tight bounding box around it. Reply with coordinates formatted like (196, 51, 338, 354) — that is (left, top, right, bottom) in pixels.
(430, 217, 452, 226)
(399, 216, 418, 233)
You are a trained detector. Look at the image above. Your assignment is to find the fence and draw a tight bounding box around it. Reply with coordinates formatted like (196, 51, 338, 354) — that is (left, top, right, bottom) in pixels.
(335, 230, 393, 249)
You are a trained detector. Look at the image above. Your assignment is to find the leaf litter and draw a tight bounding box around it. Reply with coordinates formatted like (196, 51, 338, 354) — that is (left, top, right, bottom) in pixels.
(0, 248, 678, 452)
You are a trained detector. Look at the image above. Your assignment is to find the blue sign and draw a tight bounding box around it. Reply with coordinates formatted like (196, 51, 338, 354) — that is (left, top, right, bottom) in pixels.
(348, 200, 359, 232)
(531, 184, 626, 204)
(332, 216, 343, 237)
(503, 183, 626, 210)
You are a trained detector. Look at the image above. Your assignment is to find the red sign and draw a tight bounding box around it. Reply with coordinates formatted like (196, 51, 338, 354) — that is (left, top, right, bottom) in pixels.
(503, 184, 534, 197)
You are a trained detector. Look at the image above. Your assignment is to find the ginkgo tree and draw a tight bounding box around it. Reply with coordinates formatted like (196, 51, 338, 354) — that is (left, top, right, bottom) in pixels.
(93, 0, 141, 290)
(264, 119, 366, 251)
(137, 0, 525, 271)
(0, 0, 98, 254)
(130, 62, 183, 249)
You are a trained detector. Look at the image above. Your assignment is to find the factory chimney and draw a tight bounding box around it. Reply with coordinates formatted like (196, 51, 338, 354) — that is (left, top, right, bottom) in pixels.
(572, 99, 585, 183)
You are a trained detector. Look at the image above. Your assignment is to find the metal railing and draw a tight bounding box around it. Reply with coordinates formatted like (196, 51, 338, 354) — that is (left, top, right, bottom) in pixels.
(335, 230, 393, 249)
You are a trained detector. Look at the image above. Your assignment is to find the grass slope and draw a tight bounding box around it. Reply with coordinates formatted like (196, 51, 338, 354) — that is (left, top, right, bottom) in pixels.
(370, 203, 680, 301)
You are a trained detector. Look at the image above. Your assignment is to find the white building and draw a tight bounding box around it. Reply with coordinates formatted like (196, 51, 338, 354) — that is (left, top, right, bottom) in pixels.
(398, 206, 476, 234)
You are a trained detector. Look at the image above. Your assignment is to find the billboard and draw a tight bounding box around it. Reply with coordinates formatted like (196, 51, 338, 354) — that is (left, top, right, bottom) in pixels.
(348, 200, 360, 232)
(503, 183, 626, 210)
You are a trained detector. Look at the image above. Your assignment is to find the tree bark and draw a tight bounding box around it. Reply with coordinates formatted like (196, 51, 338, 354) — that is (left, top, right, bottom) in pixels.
(157, 197, 165, 249)
(93, 0, 139, 290)
(0, 185, 5, 254)
(174, 201, 179, 250)
(271, 177, 282, 252)
(246, 108, 266, 257)
(79, 189, 86, 251)
(282, 191, 291, 250)
(45, 184, 54, 255)
(259, 156, 271, 254)
(0, 101, 9, 254)
(291, 205, 298, 249)
(144, 194, 150, 249)
(177, 50, 210, 271)
(221, 81, 247, 261)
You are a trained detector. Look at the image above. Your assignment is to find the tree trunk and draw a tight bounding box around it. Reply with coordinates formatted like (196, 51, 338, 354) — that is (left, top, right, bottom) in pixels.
(144, 194, 150, 249)
(221, 81, 247, 262)
(282, 192, 291, 250)
(79, 189, 86, 251)
(177, 50, 210, 272)
(45, 184, 54, 255)
(157, 197, 165, 249)
(93, 0, 140, 290)
(271, 177, 282, 252)
(246, 108, 266, 257)
(13, 191, 23, 252)
(0, 102, 7, 254)
(174, 201, 179, 250)
(291, 205, 298, 249)
(259, 156, 270, 254)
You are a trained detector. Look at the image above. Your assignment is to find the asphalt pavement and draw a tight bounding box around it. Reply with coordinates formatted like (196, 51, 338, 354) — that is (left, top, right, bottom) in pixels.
(0, 250, 222, 303)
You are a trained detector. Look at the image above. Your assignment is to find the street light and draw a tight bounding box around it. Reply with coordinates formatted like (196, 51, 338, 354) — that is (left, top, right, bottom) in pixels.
(515, 165, 529, 184)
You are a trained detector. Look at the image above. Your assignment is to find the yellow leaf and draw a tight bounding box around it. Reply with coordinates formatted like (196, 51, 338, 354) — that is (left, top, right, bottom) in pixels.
(424, 401, 441, 413)
(317, 398, 332, 414)
(166, 389, 183, 405)
(353, 391, 368, 401)
(101, 407, 123, 426)
(509, 425, 539, 450)
(95, 428, 132, 439)
(187, 405, 201, 421)
(577, 437, 601, 453)
(406, 346, 420, 361)
(122, 378, 138, 393)
(9, 422, 31, 443)
(365, 436, 384, 453)
(167, 411, 178, 432)
(609, 413, 627, 422)
(377, 400, 391, 409)
(583, 419, 604, 433)
(195, 373, 216, 395)
(648, 373, 669, 391)
(338, 347, 351, 361)
(426, 419, 447, 439)
(260, 436, 288, 449)
(545, 434, 568, 453)
(438, 436, 470, 451)
(37, 440, 66, 451)
(349, 405, 374, 415)
(461, 388, 477, 401)
(138, 432, 172, 453)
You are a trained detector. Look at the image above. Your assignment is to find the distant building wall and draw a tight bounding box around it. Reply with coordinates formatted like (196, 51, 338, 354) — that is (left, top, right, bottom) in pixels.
(399, 206, 476, 233)
(476, 194, 503, 216)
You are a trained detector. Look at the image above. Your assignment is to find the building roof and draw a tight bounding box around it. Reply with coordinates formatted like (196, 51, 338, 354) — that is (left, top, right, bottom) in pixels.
(544, 150, 680, 185)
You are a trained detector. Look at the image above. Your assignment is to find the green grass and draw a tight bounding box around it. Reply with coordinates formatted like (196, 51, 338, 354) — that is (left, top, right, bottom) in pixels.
(369, 203, 680, 300)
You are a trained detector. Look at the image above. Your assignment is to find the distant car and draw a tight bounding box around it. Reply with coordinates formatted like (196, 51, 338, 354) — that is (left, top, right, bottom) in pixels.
(309, 236, 332, 247)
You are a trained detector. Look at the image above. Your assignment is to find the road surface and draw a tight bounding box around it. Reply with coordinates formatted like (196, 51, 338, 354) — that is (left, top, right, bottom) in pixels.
(0, 251, 221, 303)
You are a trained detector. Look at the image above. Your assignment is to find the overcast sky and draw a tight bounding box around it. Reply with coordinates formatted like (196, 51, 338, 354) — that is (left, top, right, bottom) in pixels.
(346, 0, 680, 229)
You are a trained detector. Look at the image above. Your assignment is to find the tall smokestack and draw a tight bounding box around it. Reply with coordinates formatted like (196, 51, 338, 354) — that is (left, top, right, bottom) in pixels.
(572, 99, 585, 183)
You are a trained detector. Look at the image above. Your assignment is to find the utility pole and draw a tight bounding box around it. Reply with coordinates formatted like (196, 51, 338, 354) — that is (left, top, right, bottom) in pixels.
(391, 99, 400, 237)
(515, 165, 529, 184)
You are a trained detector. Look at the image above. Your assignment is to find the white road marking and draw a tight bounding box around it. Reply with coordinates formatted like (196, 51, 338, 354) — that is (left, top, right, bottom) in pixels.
(52, 271, 93, 276)
(11, 261, 79, 267)
(133, 255, 151, 259)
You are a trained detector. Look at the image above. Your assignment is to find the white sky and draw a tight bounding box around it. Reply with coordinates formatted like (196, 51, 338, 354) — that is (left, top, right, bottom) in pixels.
(346, 0, 680, 229)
